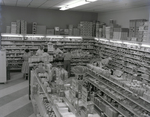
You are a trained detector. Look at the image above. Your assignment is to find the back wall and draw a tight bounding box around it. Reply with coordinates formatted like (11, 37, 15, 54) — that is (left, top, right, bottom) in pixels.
(98, 6, 150, 28)
(0, 6, 98, 34)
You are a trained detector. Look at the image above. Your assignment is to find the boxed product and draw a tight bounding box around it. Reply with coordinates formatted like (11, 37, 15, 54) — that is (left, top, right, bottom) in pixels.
(73, 28, 80, 36)
(16, 20, 20, 34)
(6, 26, 11, 33)
(11, 22, 17, 34)
(54, 27, 60, 35)
(64, 29, 69, 35)
(37, 25, 46, 34)
(24, 21, 27, 34)
(21, 20, 25, 34)
(68, 25, 73, 29)
(32, 22, 37, 34)
(69, 29, 73, 35)
(46, 29, 54, 35)
(60, 29, 65, 35)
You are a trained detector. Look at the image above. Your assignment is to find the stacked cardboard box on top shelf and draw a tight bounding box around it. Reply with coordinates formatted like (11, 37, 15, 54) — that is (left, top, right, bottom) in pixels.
(113, 28, 129, 40)
(79, 21, 93, 37)
(137, 21, 149, 42)
(21, 20, 27, 34)
(11, 22, 17, 34)
(16, 20, 20, 34)
(32, 22, 37, 34)
(129, 19, 148, 42)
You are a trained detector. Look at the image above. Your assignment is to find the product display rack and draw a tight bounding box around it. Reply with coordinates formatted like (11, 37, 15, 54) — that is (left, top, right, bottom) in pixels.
(83, 67, 150, 117)
(1, 33, 95, 70)
(31, 70, 77, 117)
(94, 40, 150, 83)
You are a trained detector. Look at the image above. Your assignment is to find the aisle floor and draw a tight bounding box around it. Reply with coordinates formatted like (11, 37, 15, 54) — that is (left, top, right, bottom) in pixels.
(0, 72, 35, 117)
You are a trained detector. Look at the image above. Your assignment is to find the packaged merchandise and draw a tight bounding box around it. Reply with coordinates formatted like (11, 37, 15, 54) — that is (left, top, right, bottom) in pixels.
(6, 26, 11, 33)
(47, 29, 54, 35)
(11, 22, 17, 34)
(54, 27, 60, 35)
(37, 25, 46, 34)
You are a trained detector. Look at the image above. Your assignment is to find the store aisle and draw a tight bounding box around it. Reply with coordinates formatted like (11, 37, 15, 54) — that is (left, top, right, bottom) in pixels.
(0, 74, 35, 117)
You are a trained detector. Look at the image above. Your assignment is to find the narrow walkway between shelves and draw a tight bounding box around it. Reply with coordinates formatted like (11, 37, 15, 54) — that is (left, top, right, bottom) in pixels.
(0, 73, 35, 117)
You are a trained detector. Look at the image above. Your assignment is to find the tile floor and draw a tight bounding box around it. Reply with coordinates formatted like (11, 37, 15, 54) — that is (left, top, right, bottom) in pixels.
(0, 72, 35, 117)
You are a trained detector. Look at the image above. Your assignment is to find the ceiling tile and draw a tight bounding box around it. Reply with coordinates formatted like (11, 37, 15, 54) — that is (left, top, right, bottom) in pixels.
(4, 0, 17, 6)
(28, 0, 47, 8)
(40, 0, 64, 8)
(17, 0, 32, 7)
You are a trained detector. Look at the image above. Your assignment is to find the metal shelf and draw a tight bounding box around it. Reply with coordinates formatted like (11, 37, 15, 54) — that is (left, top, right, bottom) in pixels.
(87, 69, 150, 112)
(86, 77, 140, 117)
(94, 104, 108, 117)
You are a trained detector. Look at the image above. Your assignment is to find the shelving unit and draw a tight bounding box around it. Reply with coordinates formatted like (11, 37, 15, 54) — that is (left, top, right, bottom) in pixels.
(31, 71, 77, 117)
(84, 63, 150, 117)
(1, 34, 95, 70)
(94, 39, 150, 83)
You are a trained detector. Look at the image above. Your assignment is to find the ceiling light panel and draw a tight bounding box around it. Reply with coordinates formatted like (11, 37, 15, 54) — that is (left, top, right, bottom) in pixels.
(3, 0, 17, 6)
(28, 0, 47, 8)
(17, 0, 32, 7)
(72, 0, 110, 11)
(60, 0, 91, 10)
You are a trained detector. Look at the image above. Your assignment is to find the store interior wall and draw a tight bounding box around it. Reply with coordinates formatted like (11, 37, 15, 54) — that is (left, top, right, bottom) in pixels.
(98, 6, 150, 28)
(0, 6, 98, 34)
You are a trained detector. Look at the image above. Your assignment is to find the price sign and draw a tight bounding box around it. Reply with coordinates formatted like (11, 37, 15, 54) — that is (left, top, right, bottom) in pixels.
(76, 74, 84, 80)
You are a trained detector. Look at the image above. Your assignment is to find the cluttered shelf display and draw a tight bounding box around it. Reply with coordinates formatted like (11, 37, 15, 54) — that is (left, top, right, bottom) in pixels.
(1, 35, 95, 71)
(86, 39, 150, 117)
(30, 60, 101, 117)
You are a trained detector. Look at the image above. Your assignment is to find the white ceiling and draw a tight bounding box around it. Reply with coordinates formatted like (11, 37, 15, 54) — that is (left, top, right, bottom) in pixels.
(1, 0, 150, 12)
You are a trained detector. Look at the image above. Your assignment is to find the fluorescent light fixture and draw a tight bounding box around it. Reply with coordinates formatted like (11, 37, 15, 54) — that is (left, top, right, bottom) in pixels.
(60, 1, 89, 11)
(66, 36, 82, 39)
(1, 34, 23, 37)
(110, 40, 122, 43)
(141, 44, 150, 48)
(25, 35, 45, 38)
(99, 38, 109, 41)
(123, 42, 139, 46)
(46, 35, 64, 38)
(86, 0, 97, 2)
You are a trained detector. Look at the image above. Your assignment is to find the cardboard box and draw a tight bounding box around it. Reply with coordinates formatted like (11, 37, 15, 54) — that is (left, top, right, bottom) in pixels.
(37, 25, 46, 34)
(11, 22, 17, 34)
(47, 29, 54, 35)
(6, 26, 11, 33)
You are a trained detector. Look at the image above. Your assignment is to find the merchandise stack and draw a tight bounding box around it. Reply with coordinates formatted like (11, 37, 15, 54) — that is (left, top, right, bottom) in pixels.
(54, 27, 60, 35)
(113, 28, 129, 40)
(137, 21, 149, 42)
(32, 22, 37, 34)
(47, 29, 54, 35)
(11, 22, 17, 34)
(68, 25, 73, 36)
(95, 21, 100, 37)
(6, 26, 11, 33)
(79, 21, 93, 37)
(105, 27, 112, 39)
(73, 28, 80, 36)
(21, 20, 27, 34)
(64, 29, 69, 35)
(129, 19, 147, 41)
(16, 20, 20, 34)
